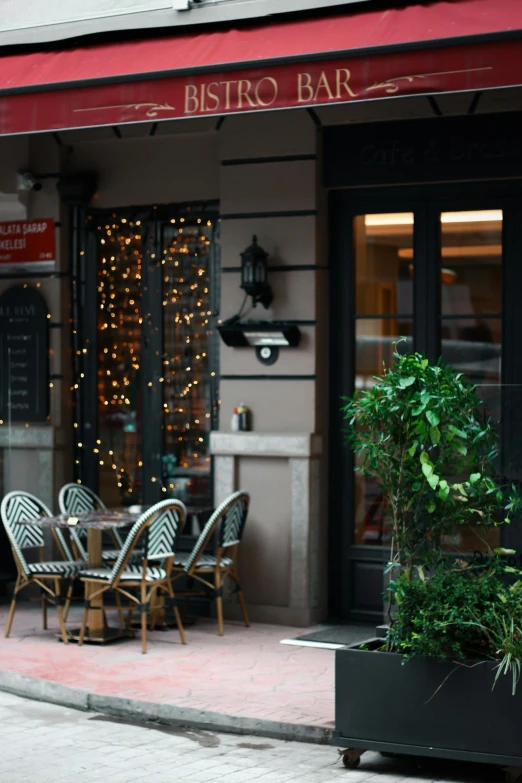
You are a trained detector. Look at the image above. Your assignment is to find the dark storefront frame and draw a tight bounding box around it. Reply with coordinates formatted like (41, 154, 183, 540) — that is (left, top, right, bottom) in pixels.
(327, 113, 522, 621)
(71, 200, 220, 510)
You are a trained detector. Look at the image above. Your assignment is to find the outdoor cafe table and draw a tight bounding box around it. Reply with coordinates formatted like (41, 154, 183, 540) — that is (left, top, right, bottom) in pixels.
(17, 509, 139, 643)
(16, 504, 212, 642)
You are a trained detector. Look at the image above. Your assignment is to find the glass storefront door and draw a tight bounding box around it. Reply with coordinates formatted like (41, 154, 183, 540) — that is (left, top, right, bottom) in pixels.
(329, 189, 520, 621)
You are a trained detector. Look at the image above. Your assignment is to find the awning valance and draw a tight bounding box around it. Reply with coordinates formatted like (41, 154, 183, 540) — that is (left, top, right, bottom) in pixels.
(1, 0, 522, 135)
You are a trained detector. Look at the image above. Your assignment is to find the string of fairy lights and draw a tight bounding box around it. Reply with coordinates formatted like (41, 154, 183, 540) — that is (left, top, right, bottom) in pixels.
(70, 210, 218, 503)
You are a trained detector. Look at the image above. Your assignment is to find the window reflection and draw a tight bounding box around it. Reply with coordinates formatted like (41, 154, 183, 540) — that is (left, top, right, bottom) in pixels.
(353, 213, 414, 545)
(440, 209, 502, 414)
(439, 210, 503, 553)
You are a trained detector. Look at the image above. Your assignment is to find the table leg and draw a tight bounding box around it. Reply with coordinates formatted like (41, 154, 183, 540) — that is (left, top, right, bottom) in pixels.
(67, 528, 130, 644)
(85, 530, 105, 638)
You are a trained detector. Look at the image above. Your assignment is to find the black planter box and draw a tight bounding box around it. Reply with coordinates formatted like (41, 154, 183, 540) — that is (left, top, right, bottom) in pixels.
(335, 639, 522, 767)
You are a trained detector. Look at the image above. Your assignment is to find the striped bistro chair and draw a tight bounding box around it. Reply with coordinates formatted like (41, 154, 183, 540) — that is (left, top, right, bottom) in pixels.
(172, 490, 250, 636)
(78, 499, 187, 654)
(58, 483, 129, 563)
(1, 491, 84, 643)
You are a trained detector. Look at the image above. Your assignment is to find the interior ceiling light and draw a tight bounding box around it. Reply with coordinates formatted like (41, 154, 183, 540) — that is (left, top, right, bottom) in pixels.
(399, 244, 502, 259)
(365, 210, 503, 227)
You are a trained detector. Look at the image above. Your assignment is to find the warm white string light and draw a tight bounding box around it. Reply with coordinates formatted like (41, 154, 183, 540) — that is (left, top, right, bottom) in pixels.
(70, 213, 217, 502)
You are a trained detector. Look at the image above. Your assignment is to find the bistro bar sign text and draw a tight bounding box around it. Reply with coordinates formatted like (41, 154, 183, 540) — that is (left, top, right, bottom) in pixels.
(183, 70, 358, 113)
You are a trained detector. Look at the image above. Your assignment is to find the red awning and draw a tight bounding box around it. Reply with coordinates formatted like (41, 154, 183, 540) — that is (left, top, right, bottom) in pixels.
(1, 0, 522, 134)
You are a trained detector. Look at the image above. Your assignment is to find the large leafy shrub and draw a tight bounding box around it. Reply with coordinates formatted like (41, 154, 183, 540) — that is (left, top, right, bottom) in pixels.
(342, 346, 522, 691)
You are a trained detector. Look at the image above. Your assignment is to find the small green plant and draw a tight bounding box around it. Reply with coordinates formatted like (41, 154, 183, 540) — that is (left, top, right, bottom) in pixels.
(343, 345, 522, 692)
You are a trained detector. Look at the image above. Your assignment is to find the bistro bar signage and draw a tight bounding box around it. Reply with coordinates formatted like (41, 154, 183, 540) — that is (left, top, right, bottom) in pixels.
(2, 38, 522, 135)
(0, 286, 49, 422)
(0, 220, 55, 274)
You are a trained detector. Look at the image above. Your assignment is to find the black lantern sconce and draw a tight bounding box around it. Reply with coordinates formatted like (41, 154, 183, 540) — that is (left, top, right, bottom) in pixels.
(218, 234, 300, 366)
(240, 235, 273, 309)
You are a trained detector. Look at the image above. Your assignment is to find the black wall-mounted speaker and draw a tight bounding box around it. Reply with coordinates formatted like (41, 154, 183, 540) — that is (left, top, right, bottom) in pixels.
(56, 172, 98, 205)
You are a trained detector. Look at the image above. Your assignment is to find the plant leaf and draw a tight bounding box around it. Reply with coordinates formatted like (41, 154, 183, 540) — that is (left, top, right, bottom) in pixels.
(427, 473, 440, 490)
(430, 426, 441, 445)
(426, 410, 440, 427)
(422, 462, 434, 479)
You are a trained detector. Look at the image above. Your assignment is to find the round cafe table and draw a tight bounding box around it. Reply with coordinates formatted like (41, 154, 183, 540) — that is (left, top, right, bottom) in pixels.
(18, 509, 139, 643)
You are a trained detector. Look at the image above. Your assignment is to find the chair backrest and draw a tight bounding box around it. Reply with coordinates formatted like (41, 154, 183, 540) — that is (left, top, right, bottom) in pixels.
(58, 483, 110, 559)
(1, 491, 73, 576)
(110, 499, 186, 585)
(218, 491, 249, 549)
(58, 483, 105, 515)
(184, 490, 250, 574)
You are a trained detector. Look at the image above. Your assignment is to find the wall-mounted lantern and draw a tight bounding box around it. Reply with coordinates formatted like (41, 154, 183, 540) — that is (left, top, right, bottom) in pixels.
(240, 235, 273, 309)
(218, 235, 299, 365)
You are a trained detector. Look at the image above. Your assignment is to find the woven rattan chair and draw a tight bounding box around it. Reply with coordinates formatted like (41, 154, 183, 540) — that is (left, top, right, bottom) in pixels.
(58, 483, 129, 563)
(172, 490, 250, 636)
(1, 491, 83, 643)
(78, 499, 187, 653)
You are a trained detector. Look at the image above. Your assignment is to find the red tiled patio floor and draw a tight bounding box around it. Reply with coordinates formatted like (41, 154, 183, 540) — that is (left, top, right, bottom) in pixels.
(0, 602, 334, 729)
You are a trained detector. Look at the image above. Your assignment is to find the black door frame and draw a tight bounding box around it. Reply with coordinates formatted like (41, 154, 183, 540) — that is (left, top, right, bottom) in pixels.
(71, 200, 220, 505)
(329, 181, 522, 622)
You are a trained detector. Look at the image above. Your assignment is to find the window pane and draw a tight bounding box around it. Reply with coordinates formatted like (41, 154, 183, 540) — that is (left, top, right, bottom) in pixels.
(441, 210, 502, 316)
(441, 317, 501, 417)
(354, 213, 413, 316)
(354, 321, 412, 545)
(439, 210, 503, 553)
(355, 320, 412, 390)
(162, 221, 215, 507)
(96, 218, 143, 506)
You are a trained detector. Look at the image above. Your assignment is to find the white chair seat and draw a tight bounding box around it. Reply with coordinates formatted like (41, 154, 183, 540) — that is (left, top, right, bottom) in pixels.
(101, 547, 144, 563)
(174, 553, 233, 569)
(80, 564, 167, 582)
(29, 560, 84, 579)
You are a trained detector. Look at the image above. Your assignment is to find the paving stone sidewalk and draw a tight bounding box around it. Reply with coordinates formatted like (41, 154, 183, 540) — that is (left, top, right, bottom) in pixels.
(0, 602, 334, 738)
(0, 690, 507, 783)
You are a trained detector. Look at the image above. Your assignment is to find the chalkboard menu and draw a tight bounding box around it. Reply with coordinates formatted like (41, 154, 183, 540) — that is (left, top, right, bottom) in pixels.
(0, 286, 49, 422)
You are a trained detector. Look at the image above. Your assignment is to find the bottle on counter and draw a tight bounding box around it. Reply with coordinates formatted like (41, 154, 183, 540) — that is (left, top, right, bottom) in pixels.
(231, 407, 240, 432)
(237, 402, 250, 431)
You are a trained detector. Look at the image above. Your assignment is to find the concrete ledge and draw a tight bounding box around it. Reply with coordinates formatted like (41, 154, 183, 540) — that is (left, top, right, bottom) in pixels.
(0, 668, 332, 746)
(210, 432, 322, 458)
(0, 424, 55, 448)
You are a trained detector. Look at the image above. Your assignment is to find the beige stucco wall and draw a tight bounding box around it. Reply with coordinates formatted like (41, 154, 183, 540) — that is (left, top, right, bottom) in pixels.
(0, 109, 328, 624)
(0, 133, 69, 512)
(216, 110, 329, 624)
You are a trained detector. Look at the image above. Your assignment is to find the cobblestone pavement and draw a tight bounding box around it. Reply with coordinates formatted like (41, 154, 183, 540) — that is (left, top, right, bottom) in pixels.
(0, 691, 509, 783)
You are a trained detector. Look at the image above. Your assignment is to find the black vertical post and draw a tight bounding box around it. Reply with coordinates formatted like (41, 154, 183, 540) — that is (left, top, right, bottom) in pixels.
(328, 192, 355, 620)
(76, 209, 99, 492)
(413, 205, 440, 362)
(500, 202, 522, 551)
(141, 218, 164, 505)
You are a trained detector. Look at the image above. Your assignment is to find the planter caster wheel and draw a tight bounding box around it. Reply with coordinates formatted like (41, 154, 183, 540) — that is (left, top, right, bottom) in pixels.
(339, 749, 364, 769)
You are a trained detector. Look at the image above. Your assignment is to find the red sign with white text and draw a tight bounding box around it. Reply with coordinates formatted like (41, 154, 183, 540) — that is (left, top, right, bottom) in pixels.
(0, 220, 55, 274)
(2, 38, 522, 135)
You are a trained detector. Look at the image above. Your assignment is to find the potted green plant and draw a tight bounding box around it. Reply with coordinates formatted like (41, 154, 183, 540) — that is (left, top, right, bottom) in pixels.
(335, 347, 522, 778)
